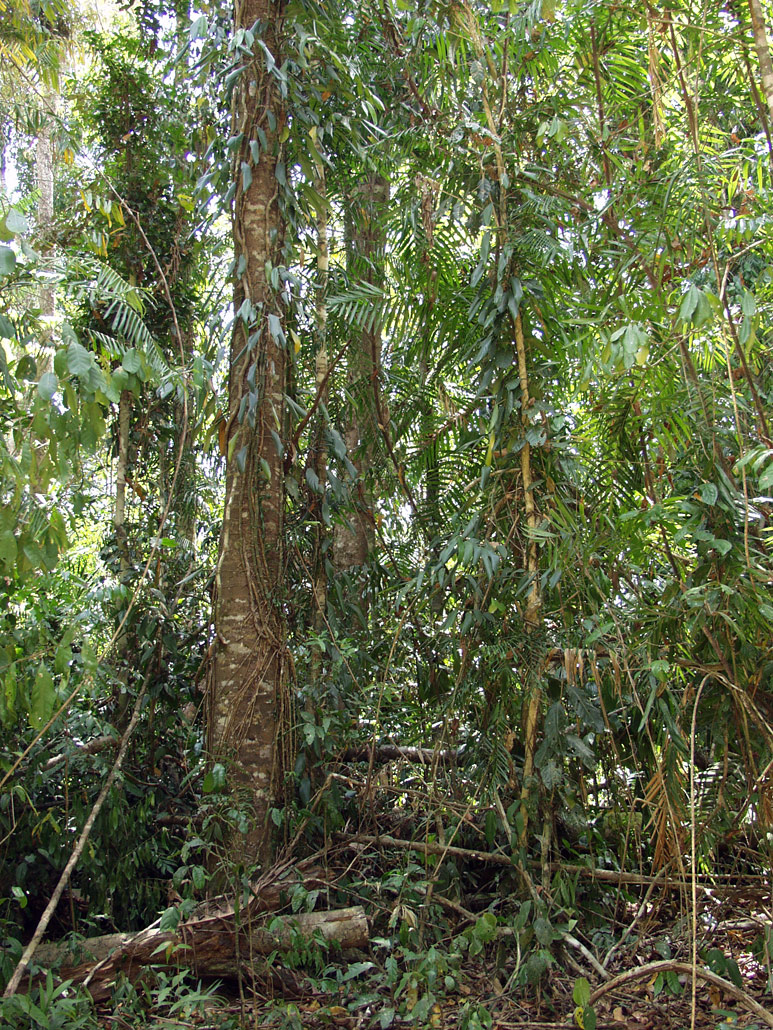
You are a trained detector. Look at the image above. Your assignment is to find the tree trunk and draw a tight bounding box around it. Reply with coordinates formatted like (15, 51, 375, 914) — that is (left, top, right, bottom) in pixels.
(333, 173, 388, 610)
(112, 389, 132, 724)
(36, 85, 58, 372)
(748, 0, 773, 123)
(31, 907, 369, 1002)
(310, 164, 329, 687)
(209, 0, 289, 867)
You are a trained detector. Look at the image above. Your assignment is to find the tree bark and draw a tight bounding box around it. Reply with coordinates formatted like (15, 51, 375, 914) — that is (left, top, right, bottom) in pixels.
(749, 0, 773, 123)
(113, 389, 132, 722)
(310, 164, 329, 687)
(36, 84, 58, 372)
(209, 0, 289, 866)
(333, 173, 388, 611)
(30, 907, 369, 1002)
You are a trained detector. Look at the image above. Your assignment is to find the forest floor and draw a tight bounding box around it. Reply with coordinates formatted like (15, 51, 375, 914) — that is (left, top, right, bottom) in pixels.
(110, 834, 772, 1030)
(202, 914, 773, 1030)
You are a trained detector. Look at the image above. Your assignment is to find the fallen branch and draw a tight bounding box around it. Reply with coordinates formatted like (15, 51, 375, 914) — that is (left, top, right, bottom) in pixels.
(340, 744, 458, 766)
(587, 960, 773, 1028)
(344, 832, 515, 867)
(343, 834, 757, 891)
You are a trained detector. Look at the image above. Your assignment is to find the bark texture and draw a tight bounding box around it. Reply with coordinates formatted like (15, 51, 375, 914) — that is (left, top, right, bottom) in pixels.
(310, 166, 329, 675)
(30, 908, 368, 1002)
(749, 0, 773, 123)
(36, 85, 58, 371)
(209, 0, 289, 865)
(333, 174, 388, 605)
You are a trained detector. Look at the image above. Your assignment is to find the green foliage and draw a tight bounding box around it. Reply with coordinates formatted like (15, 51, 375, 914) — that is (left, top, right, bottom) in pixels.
(1, 0, 772, 1020)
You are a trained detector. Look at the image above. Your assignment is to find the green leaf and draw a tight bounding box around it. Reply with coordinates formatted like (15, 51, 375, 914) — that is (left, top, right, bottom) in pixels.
(341, 961, 374, 981)
(3, 664, 17, 724)
(379, 1007, 395, 1029)
(6, 208, 28, 234)
(573, 978, 591, 1006)
(724, 958, 743, 988)
(533, 916, 554, 946)
(122, 348, 142, 374)
(0, 313, 15, 338)
(698, 482, 718, 505)
(159, 906, 180, 930)
(0, 529, 17, 570)
(268, 313, 285, 346)
(67, 340, 94, 377)
(189, 14, 208, 38)
(29, 665, 55, 730)
(37, 371, 59, 401)
(202, 762, 226, 793)
(473, 911, 497, 941)
(0, 246, 16, 276)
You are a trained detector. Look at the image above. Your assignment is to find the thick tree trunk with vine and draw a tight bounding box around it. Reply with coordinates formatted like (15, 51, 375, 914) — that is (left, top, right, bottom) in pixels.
(333, 173, 388, 612)
(209, 0, 289, 867)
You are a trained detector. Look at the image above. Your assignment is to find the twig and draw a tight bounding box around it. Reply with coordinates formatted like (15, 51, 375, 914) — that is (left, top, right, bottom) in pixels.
(587, 960, 773, 1028)
(602, 867, 664, 968)
(432, 894, 476, 926)
(563, 934, 610, 981)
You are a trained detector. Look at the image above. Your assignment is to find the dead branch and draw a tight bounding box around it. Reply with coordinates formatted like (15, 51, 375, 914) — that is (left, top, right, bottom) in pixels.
(587, 960, 773, 1028)
(44, 735, 117, 771)
(340, 744, 458, 766)
(342, 834, 762, 891)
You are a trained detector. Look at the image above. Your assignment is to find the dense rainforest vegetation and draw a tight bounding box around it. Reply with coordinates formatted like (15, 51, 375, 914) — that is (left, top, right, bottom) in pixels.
(1, 0, 773, 1026)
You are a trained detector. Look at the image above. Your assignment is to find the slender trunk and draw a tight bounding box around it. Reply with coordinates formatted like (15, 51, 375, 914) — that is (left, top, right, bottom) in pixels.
(461, 1, 544, 850)
(333, 173, 387, 611)
(167, 325, 197, 551)
(515, 310, 542, 846)
(113, 390, 132, 721)
(748, 0, 773, 123)
(209, 0, 288, 867)
(37, 87, 58, 371)
(310, 167, 329, 687)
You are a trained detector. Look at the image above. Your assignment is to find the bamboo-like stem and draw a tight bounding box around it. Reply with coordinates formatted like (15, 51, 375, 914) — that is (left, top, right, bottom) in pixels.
(461, 0, 543, 853)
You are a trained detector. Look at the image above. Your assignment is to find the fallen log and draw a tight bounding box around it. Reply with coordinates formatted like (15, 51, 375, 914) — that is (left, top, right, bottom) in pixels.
(34, 906, 368, 1002)
(26, 859, 367, 1002)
